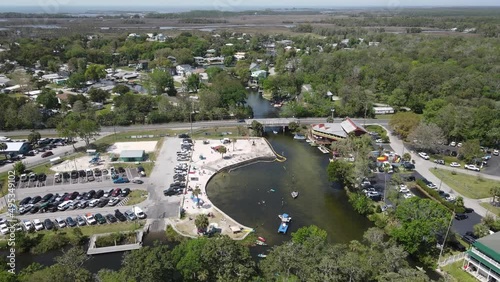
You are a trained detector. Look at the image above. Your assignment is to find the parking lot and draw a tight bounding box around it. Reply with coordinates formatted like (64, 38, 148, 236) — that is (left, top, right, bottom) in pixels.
(15, 167, 140, 189)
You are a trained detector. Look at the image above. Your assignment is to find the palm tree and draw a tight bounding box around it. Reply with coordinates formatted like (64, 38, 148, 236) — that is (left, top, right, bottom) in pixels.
(194, 214, 209, 234)
(0, 143, 7, 160)
(216, 146, 227, 158)
(232, 138, 237, 151)
(193, 187, 202, 207)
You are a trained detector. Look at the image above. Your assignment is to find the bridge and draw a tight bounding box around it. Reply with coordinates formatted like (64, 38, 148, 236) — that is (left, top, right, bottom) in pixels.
(245, 118, 299, 127)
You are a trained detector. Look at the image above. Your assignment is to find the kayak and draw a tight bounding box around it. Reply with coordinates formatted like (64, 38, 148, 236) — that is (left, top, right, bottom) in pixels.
(258, 236, 266, 242)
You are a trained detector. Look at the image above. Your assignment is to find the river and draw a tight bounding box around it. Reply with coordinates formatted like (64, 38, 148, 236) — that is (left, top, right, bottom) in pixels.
(206, 131, 373, 246)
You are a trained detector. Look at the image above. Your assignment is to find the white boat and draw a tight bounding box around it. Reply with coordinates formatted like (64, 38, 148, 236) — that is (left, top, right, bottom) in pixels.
(291, 191, 299, 199)
(318, 146, 329, 154)
(273, 130, 278, 134)
(278, 213, 292, 223)
(293, 134, 306, 140)
(257, 254, 267, 258)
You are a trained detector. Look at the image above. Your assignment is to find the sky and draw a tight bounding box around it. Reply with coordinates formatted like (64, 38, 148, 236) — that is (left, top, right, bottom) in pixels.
(1, 0, 499, 8)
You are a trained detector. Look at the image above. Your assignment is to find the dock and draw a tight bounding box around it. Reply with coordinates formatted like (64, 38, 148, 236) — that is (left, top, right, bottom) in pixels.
(318, 146, 330, 154)
(87, 230, 144, 255)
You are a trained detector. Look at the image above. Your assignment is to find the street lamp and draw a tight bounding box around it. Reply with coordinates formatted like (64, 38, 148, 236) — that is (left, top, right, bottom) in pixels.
(331, 108, 335, 122)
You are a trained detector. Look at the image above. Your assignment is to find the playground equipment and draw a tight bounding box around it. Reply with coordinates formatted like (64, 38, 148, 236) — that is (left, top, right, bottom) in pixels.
(89, 153, 101, 164)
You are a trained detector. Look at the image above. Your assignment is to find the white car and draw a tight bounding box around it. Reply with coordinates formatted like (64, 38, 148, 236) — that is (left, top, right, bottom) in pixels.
(457, 143, 463, 148)
(464, 164, 480, 171)
(0, 223, 9, 235)
(450, 162, 461, 167)
(85, 214, 97, 225)
(418, 152, 430, 160)
(403, 192, 414, 199)
(449, 141, 456, 147)
(33, 219, 44, 231)
(399, 185, 410, 193)
(375, 139, 384, 143)
(22, 220, 33, 231)
(55, 218, 66, 228)
(89, 199, 100, 208)
(494, 149, 499, 156)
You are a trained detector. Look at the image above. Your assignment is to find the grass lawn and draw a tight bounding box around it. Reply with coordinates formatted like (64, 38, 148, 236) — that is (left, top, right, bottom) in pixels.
(442, 261, 476, 282)
(126, 190, 148, 206)
(430, 154, 465, 167)
(189, 126, 247, 139)
(429, 168, 500, 199)
(365, 125, 387, 136)
(480, 202, 500, 216)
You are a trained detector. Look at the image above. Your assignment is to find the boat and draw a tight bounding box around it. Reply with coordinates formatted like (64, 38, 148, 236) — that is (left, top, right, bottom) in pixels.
(257, 236, 266, 242)
(293, 134, 306, 140)
(278, 222, 289, 234)
(278, 213, 291, 234)
(318, 146, 330, 154)
(273, 130, 278, 134)
(278, 213, 292, 223)
(255, 240, 267, 246)
(257, 254, 267, 258)
(291, 191, 299, 199)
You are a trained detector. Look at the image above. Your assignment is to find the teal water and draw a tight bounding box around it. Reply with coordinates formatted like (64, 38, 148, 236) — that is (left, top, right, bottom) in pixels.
(206, 132, 372, 245)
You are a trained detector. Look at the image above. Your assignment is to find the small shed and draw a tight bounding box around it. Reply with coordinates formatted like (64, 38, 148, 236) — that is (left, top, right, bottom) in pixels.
(119, 150, 145, 162)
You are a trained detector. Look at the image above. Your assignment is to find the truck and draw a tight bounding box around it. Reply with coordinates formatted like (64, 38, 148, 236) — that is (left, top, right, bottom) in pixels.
(133, 207, 146, 219)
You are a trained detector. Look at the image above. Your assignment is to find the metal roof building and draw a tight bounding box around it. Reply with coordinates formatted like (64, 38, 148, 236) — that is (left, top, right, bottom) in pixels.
(119, 150, 145, 162)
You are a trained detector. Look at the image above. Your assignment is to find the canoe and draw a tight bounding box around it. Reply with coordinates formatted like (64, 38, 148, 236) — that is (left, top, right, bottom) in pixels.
(258, 236, 266, 242)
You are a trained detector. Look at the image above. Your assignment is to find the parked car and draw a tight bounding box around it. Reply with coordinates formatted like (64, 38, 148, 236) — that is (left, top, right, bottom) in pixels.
(94, 213, 106, 224)
(98, 198, 110, 207)
(85, 190, 96, 200)
(85, 213, 97, 225)
(132, 178, 143, 184)
(94, 190, 104, 199)
(77, 200, 89, 209)
(434, 159, 445, 165)
(108, 197, 121, 206)
(418, 152, 430, 160)
(75, 216, 86, 226)
(43, 219, 54, 230)
(105, 214, 117, 223)
(33, 219, 44, 231)
(118, 167, 125, 173)
(121, 188, 131, 197)
(455, 213, 468, 220)
(114, 210, 127, 222)
(55, 218, 67, 228)
(19, 197, 32, 206)
(493, 149, 499, 156)
(66, 217, 77, 227)
(462, 235, 476, 245)
(450, 162, 461, 167)
(124, 210, 137, 220)
(19, 204, 33, 215)
(449, 141, 456, 147)
(89, 199, 100, 208)
(103, 189, 114, 198)
(133, 207, 146, 219)
(464, 164, 480, 171)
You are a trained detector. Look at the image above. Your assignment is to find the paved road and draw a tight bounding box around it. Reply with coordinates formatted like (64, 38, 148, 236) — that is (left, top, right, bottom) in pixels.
(141, 138, 184, 231)
(0, 118, 389, 136)
(383, 126, 491, 218)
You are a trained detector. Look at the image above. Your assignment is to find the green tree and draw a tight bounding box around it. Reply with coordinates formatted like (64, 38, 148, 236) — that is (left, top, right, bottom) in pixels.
(490, 186, 500, 206)
(66, 72, 86, 89)
(251, 120, 263, 137)
(473, 223, 491, 238)
(348, 192, 373, 215)
(118, 244, 176, 282)
(327, 160, 355, 190)
(13, 161, 26, 176)
(291, 225, 327, 245)
(195, 214, 209, 234)
(143, 69, 176, 96)
(407, 122, 445, 152)
(192, 187, 202, 207)
(389, 112, 421, 140)
(215, 146, 227, 158)
(36, 89, 59, 109)
(88, 88, 110, 103)
(19, 103, 42, 129)
(288, 121, 299, 133)
(390, 197, 450, 265)
(84, 64, 106, 81)
(112, 84, 131, 95)
(27, 131, 41, 145)
(186, 74, 200, 93)
(458, 139, 482, 163)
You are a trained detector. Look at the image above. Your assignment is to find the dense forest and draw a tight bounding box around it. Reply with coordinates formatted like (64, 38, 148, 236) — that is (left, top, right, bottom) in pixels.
(0, 225, 432, 282)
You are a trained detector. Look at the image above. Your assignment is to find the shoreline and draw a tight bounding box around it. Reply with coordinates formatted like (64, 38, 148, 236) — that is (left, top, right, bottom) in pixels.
(170, 137, 278, 240)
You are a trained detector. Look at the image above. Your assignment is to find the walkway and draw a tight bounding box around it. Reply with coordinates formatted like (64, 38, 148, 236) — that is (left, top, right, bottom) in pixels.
(382, 125, 491, 218)
(87, 230, 143, 255)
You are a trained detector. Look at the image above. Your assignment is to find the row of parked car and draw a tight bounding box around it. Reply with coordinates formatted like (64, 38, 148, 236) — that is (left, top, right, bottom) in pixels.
(18, 188, 132, 215)
(164, 141, 192, 196)
(1, 207, 146, 234)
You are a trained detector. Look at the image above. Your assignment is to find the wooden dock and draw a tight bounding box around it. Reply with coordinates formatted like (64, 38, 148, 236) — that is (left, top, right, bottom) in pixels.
(87, 231, 144, 255)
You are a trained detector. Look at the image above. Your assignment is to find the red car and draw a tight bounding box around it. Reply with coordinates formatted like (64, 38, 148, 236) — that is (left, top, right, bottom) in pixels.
(111, 188, 122, 197)
(41, 151, 54, 158)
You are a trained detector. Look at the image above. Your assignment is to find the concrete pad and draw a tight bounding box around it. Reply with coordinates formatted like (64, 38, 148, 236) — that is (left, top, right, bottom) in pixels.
(107, 141, 158, 154)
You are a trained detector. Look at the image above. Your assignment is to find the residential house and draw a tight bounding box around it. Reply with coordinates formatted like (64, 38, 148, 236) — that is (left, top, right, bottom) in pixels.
(41, 73, 61, 83)
(199, 72, 209, 83)
(277, 39, 293, 46)
(167, 56, 177, 64)
(136, 60, 149, 70)
(369, 42, 380, 47)
(251, 70, 267, 81)
(234, 52, 246, 61)
(194, 57, 205, 65)
(463, 232, 499, 282)
(206, 49, 216, 57)
(0, 75, 11, 87)
(249, 62, 260, 72)
(176, 64, 193, 77)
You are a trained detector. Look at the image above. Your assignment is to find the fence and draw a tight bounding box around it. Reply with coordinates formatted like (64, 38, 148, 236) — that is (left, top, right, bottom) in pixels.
(439, 252, 466, 267)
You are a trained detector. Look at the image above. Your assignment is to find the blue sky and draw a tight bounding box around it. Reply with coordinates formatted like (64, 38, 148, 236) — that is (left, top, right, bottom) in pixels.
(2, 0, 500, 7)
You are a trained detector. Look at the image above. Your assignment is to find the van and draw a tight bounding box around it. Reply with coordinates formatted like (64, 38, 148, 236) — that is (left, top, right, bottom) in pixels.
(57, 200, 72, 211)
(133, 207, 146, 219)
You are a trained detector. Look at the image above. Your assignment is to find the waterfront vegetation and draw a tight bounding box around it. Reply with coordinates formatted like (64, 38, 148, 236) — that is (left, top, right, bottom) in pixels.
(95, 231, 138, 248)
(429, 168, 500, 199)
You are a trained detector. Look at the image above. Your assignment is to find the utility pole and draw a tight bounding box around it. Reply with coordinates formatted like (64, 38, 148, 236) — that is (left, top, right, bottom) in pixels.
(438, 211, 455, 265)
(190, 101, 193, 137)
